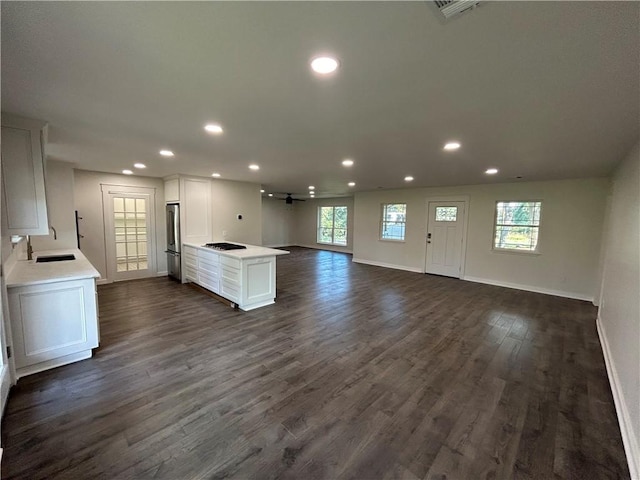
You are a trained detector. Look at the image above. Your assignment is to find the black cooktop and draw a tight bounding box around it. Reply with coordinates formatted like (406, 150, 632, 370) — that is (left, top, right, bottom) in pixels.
(204, 242, 247, 251)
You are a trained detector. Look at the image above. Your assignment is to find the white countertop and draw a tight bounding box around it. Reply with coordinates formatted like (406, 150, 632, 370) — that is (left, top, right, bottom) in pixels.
(183, 242, 289, 260)
(6, 248, 101, 288)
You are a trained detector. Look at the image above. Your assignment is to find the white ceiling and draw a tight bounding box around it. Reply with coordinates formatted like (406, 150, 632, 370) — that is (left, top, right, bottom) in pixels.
(2, 1, 638, 198)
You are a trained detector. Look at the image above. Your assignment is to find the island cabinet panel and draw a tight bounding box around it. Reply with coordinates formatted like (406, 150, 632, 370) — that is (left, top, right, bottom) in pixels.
(198, 249, 219, 294)
(183, 245, 198, 282)
(243, 257, 275, 306)
(9, 278, 98, 378)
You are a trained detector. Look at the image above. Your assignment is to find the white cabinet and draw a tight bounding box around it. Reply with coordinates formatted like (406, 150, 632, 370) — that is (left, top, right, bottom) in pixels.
(164, 178, 179, 203)
(1, 114, 49, 235)
(181, 177, 211, 245)
(8, 277, 99, 379)
(220, 256, 241, 303)
(183, 245, 198, 282)
(198, 248, 220, 294)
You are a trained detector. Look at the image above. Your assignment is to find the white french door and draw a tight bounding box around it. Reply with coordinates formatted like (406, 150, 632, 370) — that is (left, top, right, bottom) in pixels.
(102, 185, 156, 282)
(425, 200, 467, 278)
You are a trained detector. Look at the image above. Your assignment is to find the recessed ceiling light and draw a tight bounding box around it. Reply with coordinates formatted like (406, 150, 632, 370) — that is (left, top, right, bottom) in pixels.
(159, 150, 174, 157)
(444, 142, 461, 151)
(485, 168, 499, 175)
(211, 172, 221, 178)
(133, 163, 146, 169)
(308, 185, 315, 190)
(268, 193, 273, 197)
(310, 56, 339, 74)
(204, 124, 223, 134)
(404, 176, 414, 182)
(122, 169, 133, 175)
(348, 182, 355, 187)
(249, 164, 260, 171)
(260, 189, 265, 193)
(342, 159, 354, 167)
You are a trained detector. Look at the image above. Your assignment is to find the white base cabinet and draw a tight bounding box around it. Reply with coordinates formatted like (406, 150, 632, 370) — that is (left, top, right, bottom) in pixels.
(8, 278, 99, 379)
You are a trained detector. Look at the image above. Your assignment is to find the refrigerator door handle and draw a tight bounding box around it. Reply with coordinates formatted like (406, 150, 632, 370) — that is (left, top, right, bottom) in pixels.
(165, 251, 180, 256)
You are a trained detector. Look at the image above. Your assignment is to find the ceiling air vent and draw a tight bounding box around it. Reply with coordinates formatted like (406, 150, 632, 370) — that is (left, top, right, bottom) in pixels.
(434, 0, 481, 19)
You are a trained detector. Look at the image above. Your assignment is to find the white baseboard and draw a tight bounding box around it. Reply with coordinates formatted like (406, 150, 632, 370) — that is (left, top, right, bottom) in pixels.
(352, 257, 423, 274)
(297, 244, 353, 255)
(596, 316, 639, 479)
(463, 275, 593, 302)
(96, 278, 111, 285)
(156, 271, 168, 277)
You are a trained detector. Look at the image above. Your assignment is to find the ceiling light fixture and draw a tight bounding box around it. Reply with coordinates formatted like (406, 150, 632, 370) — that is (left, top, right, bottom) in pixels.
(249, 164, 260, 171)
(122, 169, 133, 175)
(348, 182, 355, 187)
(342, 159, 354, 167)
(260, 189, 265, 193)
(211, 173, 221, 178)
(485, 168, 499, 175)
(308, 185, 315, 190)
(159, 150, 174, 157)
(204, 124, 223, 134)
(404, 176, 414, 182)
(444, 142, 461, 151)
(133, 163, 146, 169)
(310, 56, 339, 74)
(268, 193, 273, 197)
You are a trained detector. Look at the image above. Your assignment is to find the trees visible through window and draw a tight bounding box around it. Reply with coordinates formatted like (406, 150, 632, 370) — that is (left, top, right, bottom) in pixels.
(381, 203, 407, 241)
(317, 206, 348, 246)
(494, 201, 542, 252)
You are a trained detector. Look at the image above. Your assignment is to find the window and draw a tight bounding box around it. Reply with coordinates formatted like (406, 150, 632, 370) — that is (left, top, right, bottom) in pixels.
(381, 203, 407, 241)
(317, 206, 348, 246)
(435, 206, 458, 222)
(494, 201, 542, 252)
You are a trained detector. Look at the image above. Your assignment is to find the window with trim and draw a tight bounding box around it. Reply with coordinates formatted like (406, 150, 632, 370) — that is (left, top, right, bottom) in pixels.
(381, 203, 407, 241)
(494, 201, 542, 252)
(317, 206, 348, 246)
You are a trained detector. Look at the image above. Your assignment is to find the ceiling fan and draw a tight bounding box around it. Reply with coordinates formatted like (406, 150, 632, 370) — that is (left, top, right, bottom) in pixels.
(276, 193, 306, 204)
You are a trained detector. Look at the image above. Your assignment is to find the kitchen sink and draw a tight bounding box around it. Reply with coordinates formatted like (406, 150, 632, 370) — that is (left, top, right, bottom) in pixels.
(36, 254, 76, 263)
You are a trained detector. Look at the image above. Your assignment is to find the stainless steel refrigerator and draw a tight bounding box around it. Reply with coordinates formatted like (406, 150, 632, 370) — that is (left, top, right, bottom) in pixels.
(166, 203, 181, 281)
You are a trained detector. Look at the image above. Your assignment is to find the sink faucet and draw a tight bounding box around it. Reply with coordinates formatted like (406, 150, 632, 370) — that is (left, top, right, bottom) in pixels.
(26, 235, 33, 261)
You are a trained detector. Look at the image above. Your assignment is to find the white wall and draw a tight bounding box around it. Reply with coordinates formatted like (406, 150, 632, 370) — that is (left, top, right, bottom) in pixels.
(353, 177, 609, 300)
(294, 196, 355, 253)
(31, 160, 77, 251)
(597, 142, 640, 478)
(210, 179, 262, 245)
(261, 197, 295, 247)
(73, 170, 166, 281)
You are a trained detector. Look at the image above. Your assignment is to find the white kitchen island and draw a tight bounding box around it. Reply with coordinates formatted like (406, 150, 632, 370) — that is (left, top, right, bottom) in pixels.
(6, 248, 101, 379)
(182, 243, 289, 311)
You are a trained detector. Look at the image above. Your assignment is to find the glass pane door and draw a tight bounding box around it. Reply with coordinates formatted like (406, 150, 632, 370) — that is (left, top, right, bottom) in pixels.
(113, 196, 148, 272)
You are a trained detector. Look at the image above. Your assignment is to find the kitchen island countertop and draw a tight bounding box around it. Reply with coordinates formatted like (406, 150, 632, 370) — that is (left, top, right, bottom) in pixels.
(183, 242, 289, 259)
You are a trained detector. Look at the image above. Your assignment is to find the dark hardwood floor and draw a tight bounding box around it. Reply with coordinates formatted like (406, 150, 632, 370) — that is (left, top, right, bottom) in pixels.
(1, 247, 630, 479)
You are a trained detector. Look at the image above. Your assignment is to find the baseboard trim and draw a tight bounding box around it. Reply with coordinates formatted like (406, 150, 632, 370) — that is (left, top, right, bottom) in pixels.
(596, 316, 639, 479)
(352, 258, 423, 274)
(96, 278, 111, 285)
(156, 271, 168, 277)
(297, 244, 353, 255)
(463, 275, 593, 302)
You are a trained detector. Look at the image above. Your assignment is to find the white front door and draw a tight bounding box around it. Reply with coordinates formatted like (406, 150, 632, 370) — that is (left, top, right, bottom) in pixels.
(102, 185, 156, 282)
(425, 201, 466, 278)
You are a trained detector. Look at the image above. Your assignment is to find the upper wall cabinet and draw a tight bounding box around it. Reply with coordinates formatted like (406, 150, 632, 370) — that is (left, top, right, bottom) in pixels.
(1, 114, 49, 235)
(164, 178, 179, 203)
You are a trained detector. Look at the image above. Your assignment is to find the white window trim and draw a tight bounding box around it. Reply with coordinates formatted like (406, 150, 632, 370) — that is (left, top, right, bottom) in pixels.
(380, 203, 407, 242)
(492, 200, 543, 255)
(317, 205, 348, 246)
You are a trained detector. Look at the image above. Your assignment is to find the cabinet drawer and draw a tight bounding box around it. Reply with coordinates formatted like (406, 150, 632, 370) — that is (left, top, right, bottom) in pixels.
(199, 272, 219, 293)
(198, 249, 219, 265)
(221, 264, 241, 284)
(185, 265, 198, 282)
(199, 257, 218, 276)
(221, 280, 240, 302)
(183, 245, 197, 257)
(184, 253, 197, 267)
(220, 255, 241, 270)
